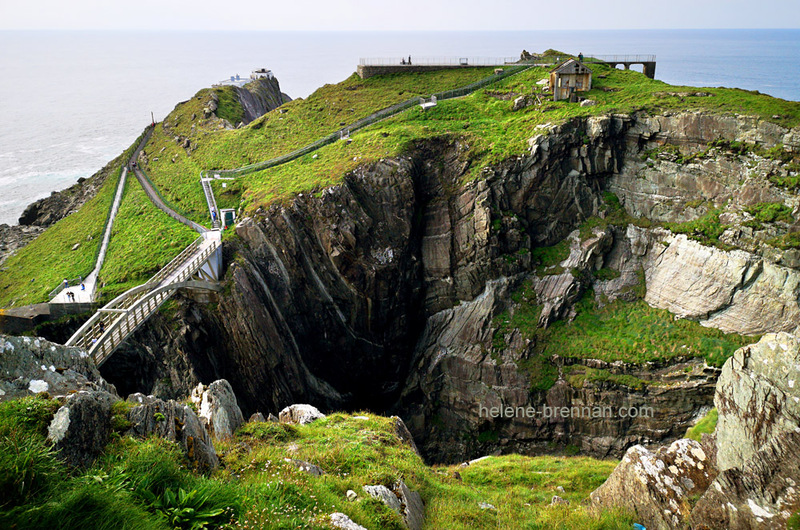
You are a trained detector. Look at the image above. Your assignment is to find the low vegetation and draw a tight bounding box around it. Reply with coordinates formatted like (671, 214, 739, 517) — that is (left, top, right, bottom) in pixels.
(536, 295, 755, 368)
(0, 396, 633, 529)
(685, 408, 718, 442)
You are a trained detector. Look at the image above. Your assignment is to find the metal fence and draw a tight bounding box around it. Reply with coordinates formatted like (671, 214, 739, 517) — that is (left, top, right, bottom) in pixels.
(210, 64, 531, 179)
(359, 56, 516, 66)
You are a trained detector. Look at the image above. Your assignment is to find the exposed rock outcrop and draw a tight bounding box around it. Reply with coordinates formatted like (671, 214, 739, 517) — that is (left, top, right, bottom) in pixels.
(100, 111, 800, 464)
(0, 334, 113, 401)
(593, 333, 800, 529)
(0, 223, 44, 265)
(235, 76, 291, 124)
(363, 480, 424, 530)
(47, 390, 116, 468)
(127, 394, 219, 472)
(192, 379, 245, 439)
(714, 332, 800, 471)
(689, 332, 800, 529)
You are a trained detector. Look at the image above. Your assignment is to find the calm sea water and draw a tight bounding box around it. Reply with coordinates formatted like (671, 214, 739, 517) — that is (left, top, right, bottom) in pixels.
(1, 29, 799, 225)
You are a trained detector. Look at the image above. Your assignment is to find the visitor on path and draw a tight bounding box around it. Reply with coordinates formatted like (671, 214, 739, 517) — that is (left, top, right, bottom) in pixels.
(578, 52, 584, 62)
(99, 321, 105, 333)
(66, 291, 73, 302)
(63, 278, 68, 289)
(408, 55, 412, 65)
(211, 209, 217, 224)
(80, 282, 85, 291)
(401, 58, 406, 65)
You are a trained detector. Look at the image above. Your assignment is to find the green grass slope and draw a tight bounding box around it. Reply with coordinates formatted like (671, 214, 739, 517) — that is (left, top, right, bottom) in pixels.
(0, 157, 126, 307)
(97, 178, 198, 301)
(0, 396, 632, 530)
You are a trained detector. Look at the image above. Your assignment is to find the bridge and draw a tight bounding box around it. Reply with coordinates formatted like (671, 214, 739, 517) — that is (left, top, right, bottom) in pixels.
(583, 55, 657, 79)
(65, 232, 221, 366)
(61, 127, 223, 366)
(61, 64, 537, 363)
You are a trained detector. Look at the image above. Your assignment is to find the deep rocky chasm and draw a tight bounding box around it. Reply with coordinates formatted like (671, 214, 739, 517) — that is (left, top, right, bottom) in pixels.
(99, 110, 800, 464)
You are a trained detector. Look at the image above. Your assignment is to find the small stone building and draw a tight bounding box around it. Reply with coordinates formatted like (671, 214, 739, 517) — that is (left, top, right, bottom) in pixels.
(251, 68, 274, 80)
(549, 59, 592, 102)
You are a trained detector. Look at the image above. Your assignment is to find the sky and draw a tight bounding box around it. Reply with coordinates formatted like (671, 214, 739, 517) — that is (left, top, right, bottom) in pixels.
(1, 0, 799, 31)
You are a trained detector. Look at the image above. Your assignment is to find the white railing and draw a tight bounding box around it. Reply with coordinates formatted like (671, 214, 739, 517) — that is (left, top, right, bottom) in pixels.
(359, 56, 516, 66)
(66, 236, 218, 359)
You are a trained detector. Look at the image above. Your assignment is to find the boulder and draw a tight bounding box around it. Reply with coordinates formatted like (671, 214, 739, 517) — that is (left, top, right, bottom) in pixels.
(713, 332, 800, 471)
(128, 396, 219, 472)
(363, 480, 424, 530)
(279, 404, 325, 425)
(391, 416, 420, 456)
(590, 439, 716, 530)
(192, 380, 245, 439)
(579, 99, 596, 107)
(363, 484, 401, 513)
(512, 95, 533, 111)
(47, 390, 115, 467)
(248, 412, 266, 423)
(329, 513, 367, 530)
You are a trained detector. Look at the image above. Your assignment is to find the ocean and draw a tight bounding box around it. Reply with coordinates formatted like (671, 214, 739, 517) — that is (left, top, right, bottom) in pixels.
(1, 29, 799, 226)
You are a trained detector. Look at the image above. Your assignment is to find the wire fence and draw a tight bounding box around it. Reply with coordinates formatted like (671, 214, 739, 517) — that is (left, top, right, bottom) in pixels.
(209, 64, 531, 179)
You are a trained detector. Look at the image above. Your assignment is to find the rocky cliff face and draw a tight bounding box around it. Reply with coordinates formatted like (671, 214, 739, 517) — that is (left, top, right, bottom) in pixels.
(235, 76, 291, 124)
(102, 111, 800, 463)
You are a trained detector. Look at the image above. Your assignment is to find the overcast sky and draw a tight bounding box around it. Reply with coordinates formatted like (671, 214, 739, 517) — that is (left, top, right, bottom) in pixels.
(1, 0, 799, 31)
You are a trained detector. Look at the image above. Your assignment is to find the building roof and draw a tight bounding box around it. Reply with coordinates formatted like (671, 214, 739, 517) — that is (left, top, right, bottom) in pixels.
(550, 59, 592, 75)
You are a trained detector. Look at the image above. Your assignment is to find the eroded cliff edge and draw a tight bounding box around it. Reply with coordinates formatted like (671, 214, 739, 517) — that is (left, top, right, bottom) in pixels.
(101, 110, 800, 463)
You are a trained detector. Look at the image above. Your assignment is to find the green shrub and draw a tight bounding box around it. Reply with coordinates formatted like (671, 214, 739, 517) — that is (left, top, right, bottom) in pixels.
(746, 202, 794, 224)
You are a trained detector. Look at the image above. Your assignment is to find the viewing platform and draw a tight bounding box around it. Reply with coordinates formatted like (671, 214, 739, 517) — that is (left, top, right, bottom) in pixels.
(357, 56, 516, 79)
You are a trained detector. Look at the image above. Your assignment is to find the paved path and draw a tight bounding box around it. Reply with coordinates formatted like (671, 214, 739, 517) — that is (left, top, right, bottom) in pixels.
(133, 166, 207, 234)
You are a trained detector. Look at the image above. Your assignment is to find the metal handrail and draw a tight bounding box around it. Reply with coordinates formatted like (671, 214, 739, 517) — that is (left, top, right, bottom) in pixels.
(88, 240, 219, 363)
(66, 236, 215, 352)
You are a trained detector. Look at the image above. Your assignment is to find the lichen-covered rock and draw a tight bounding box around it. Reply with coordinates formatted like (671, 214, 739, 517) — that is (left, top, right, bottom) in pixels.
(714, 332, 800, 471)
(0, 335, 113, 402)
(590, 439, 716, 530)
(47, 390, 115, 467)
(329, 512, 367, 530)
(688, 332, 800, 529)
(192, 380, 244, 439)
(127, 395, 219, 472)
(279, 404, 325, 425)
(691, 428, 800, 529)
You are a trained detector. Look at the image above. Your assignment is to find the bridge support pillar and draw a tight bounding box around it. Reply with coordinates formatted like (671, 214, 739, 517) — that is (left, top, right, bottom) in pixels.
(642, 62, 656, 79)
